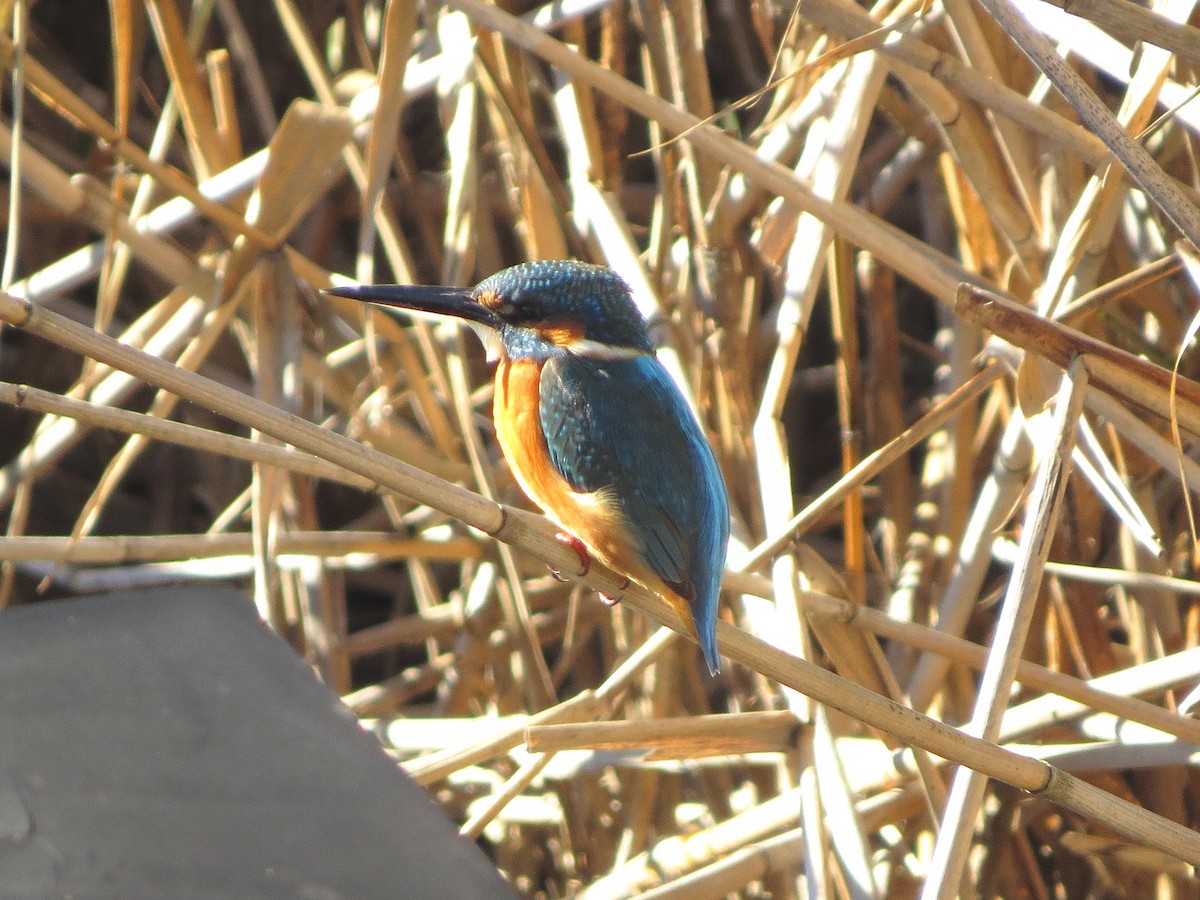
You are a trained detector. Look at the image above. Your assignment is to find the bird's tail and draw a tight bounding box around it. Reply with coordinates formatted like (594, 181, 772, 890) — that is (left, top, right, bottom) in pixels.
(689, 590, 721, 676)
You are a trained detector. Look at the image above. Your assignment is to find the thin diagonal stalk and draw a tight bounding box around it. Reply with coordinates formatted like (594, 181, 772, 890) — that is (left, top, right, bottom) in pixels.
(923, 358, 1089, 899)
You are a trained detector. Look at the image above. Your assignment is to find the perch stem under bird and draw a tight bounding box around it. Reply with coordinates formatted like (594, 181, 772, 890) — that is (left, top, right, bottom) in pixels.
(327, 261, 730, 675)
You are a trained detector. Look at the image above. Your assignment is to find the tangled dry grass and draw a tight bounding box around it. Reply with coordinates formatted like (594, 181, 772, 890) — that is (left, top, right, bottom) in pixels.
(5, 0, 1200, 896)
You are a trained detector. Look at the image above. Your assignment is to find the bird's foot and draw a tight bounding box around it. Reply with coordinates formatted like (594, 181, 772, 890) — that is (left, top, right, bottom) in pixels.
(599, 577, 631, 606)
(550, 532, 591, 581)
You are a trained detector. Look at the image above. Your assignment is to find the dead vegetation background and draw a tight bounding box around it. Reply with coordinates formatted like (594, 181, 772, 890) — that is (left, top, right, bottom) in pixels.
(4, 0, 1200, 896)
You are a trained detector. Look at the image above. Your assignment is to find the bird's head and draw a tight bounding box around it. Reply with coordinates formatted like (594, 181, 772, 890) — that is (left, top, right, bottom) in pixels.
(327, 261, 654, 361)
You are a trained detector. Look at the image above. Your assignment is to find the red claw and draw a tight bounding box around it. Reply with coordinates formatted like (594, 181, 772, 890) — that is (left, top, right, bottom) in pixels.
(600, 577, 631, 606)
(552, 532, 591, 580)
(548, 535, 630, 605)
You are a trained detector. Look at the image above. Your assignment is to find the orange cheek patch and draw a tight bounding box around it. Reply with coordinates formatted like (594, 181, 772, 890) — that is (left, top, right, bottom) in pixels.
(537, 319, 584, 346)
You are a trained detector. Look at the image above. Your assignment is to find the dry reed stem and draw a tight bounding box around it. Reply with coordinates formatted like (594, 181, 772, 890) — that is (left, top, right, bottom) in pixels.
(926, 359, 1089, 898)
(2, 287, 1199, 868)
(798, 584, 1200, 744)
(960, 285, 1200, 436)
(525, 711, 800, 757)
(443, 0, 985, 306)
(746, 360, 1005, 567)
(8, 1, 1200, 894)
(0, 531, 479, 564)
(1035, 0, 1200, 65)
(0, 381, 376, 489)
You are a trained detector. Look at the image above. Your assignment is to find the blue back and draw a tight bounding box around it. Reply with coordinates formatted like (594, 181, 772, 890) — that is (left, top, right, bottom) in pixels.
(539, 354, 729, 672)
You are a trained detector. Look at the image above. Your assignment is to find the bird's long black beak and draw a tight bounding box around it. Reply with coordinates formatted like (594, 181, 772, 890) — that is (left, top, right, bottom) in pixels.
(325, 283, 501, 329)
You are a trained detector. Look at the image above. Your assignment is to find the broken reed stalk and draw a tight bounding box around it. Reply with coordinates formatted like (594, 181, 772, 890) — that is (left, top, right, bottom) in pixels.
(957, 284, 1200, 436)
(926, 359, 1089, 899)
(2, 287, 1199, 865)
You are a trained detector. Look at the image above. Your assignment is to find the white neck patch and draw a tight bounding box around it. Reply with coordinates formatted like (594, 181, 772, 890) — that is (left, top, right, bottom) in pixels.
(563, 339, 648, 360)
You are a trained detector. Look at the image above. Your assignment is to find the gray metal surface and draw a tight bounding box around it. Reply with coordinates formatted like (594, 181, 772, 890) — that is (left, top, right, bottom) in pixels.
(0, 586, 515, 899)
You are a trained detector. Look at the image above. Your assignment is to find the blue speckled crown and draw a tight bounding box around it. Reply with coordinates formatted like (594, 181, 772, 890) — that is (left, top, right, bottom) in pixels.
(477, 261, 654, 352)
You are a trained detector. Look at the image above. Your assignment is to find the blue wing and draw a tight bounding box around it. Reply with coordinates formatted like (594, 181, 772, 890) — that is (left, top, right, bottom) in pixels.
(539, 354, 729, 671)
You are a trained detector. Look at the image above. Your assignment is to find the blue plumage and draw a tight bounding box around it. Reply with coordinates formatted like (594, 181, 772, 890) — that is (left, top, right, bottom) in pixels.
(539, 354, 729, 673)
(478, 261, 654, 354)
(326, 261, 731, 674)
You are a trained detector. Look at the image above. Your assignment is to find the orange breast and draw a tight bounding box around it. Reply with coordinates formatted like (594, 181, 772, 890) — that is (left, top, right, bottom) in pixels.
(492, 358, 677, 602)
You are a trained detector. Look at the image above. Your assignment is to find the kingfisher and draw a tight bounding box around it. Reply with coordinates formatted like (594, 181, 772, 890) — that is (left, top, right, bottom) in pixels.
(328, 261, 730, 674)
